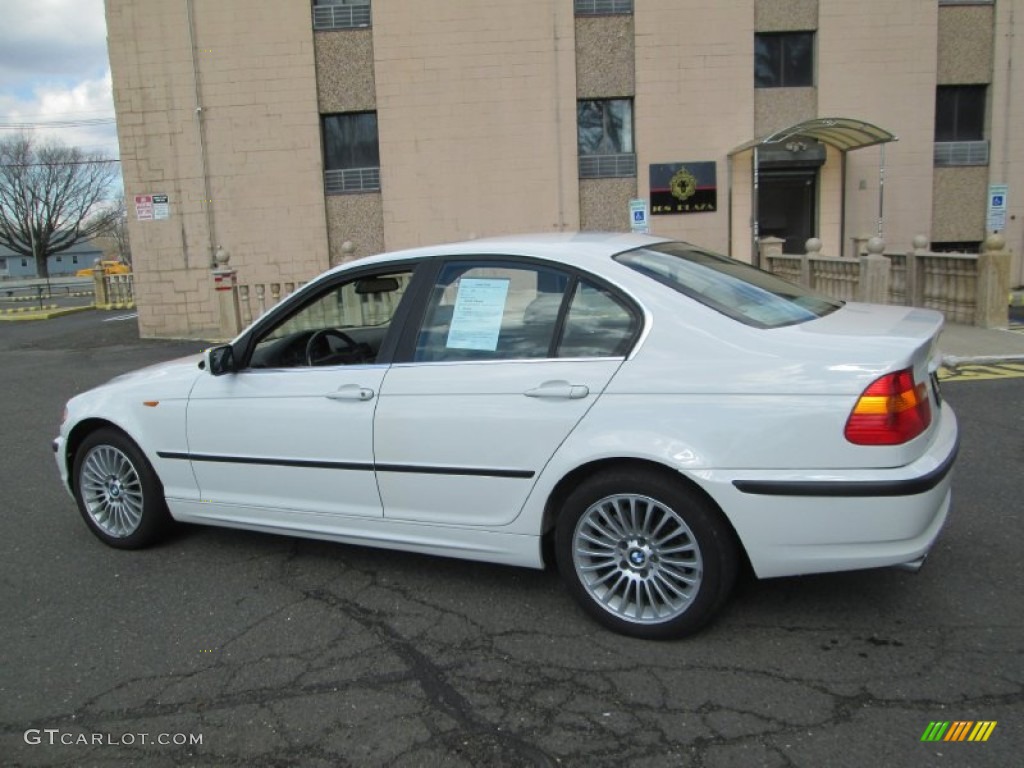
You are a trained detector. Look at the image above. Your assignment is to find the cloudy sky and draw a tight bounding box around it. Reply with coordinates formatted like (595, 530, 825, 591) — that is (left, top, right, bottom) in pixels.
(0, 0, 119, 157)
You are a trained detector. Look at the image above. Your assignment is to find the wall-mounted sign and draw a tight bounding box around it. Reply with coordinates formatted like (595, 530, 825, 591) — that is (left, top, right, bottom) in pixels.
(650, 162, 717, 215)
(135, 193, 170, 221)
(629, 199, 649, 234)
(987, 184, 1008, 232)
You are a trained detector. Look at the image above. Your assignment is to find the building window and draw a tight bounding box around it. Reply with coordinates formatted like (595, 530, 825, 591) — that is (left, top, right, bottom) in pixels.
(312, 0, 370, 31)
(574, 0, 633, 15)
(577, 99, 636, 178)
(755, 32, 814, 88)
(935, 85, 985, 141)
(322, 112, 380, 193)
(73, 255, 79, 264)
(934, 85, 988, 166)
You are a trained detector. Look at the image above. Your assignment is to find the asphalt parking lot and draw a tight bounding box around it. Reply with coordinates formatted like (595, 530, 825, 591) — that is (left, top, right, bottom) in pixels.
(1, 311, 1021, 767)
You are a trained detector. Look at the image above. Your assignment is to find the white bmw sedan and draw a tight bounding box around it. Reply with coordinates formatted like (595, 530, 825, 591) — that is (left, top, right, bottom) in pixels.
(54, 233, 958, 639)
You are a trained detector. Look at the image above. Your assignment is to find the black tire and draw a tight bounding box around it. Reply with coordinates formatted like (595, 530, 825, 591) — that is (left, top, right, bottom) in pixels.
(555, 469, 738, 640)
(72, 428, 173, 549)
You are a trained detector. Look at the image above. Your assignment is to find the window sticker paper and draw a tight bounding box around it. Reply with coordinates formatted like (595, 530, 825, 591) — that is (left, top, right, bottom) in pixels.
(446, 278, 510, 351)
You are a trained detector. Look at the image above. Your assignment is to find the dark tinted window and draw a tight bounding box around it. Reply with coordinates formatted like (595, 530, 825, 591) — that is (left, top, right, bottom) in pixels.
(755, 32, 814, 88)
(322, 112, 379, 170)
(935, 85, 986, 141)
(615, 242, 841, 329)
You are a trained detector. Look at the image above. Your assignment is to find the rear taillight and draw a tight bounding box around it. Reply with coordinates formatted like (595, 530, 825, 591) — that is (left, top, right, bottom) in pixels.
(845, 368, 932, 445)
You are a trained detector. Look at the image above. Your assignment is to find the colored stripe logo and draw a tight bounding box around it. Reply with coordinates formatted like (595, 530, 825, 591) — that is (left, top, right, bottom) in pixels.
(921, 721, 997, 742)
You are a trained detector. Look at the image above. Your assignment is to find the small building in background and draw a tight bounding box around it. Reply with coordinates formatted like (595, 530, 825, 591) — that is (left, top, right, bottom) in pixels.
(0, 241, 105, 279)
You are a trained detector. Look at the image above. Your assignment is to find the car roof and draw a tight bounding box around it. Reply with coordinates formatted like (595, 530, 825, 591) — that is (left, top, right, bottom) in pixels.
(328, 232, 673, 274)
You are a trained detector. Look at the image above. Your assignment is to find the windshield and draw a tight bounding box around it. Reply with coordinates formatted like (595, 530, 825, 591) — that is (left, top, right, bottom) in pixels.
(615, 242, 842, 329)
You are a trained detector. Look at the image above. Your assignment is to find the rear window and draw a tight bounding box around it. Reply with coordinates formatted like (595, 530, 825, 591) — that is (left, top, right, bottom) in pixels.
(614, 242, 842, 329)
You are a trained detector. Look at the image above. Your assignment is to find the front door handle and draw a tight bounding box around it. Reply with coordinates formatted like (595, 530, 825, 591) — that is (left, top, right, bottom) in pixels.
(524, 380, 590, 400)
(325, 384, 375, 401)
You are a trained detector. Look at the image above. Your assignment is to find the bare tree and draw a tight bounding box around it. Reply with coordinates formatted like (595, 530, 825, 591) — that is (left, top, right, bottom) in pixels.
(102, 197, 132, 266)
(0, 133, 120, 279)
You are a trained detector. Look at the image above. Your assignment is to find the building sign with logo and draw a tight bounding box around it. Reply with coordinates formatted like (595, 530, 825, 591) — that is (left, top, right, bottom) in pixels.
(650, 162, 717, 215)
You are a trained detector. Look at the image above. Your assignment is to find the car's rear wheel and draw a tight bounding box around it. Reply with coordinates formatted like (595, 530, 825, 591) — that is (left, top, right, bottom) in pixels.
(555, 469, 737, 639)
(73, 428, 172, 549)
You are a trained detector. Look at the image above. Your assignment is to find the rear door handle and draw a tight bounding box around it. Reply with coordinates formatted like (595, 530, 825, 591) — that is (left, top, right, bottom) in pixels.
(524, 380, 589, 400)
(325, 384, 375, 401)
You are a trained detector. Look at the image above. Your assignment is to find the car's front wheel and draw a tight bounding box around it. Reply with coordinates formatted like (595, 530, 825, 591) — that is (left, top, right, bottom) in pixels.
(73, 428, 172, 549)
(555, 469, 738, 639)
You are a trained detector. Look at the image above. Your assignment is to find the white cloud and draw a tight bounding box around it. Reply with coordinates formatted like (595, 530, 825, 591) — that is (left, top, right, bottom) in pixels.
(0, 0, 118, 157)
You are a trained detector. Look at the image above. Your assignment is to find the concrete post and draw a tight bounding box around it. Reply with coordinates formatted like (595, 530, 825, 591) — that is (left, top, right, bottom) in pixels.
(907, 235, 929, 308)
(850, 234, 871, 259)
(213, 268, 241, 339)
(975, 234, 1011, 328)
(858, 237, 891, 304)
(803, 238, 822, 286)
(92, 262, 108, 308)
(758, 236, 785, 260)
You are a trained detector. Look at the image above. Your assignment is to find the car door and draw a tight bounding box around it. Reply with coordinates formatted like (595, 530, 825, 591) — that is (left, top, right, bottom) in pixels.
(374, 258, 642, 526)
(185, 266, 416, 519)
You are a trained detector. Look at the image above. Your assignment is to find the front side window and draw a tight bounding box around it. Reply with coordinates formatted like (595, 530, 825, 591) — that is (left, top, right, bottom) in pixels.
(935, 85, 986, 141)
(249, 270, 412, 368)
(615, 243, 841, 329)
(755, 32, 814, 88)
(413, 262, 639, 362)
(322, 112, 380, 193)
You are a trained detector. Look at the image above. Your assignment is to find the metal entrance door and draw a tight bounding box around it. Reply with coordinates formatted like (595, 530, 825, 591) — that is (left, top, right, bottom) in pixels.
(758, 169, 817, 255)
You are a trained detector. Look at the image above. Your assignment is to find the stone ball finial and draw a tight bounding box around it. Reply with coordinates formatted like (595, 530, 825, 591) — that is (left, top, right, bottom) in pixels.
(912, 235, 929, 252)
(215, 245, 230, 265)
(341, 241, 355, 255)
(867, 237, 885, 256)
(805, 238, 823, 256)
(983, 233, 1006, 253)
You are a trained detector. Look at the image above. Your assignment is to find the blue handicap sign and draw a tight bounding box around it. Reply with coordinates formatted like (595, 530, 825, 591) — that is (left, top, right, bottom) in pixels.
(633, 211, 645, 222)
(991, 195, 1004, 207)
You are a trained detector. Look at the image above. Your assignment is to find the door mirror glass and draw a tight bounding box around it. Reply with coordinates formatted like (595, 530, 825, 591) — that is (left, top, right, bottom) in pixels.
(206, 345, 237, 376)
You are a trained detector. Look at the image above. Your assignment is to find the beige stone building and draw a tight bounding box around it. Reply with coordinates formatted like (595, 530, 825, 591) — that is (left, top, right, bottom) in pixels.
(106, 0, 1023, 338)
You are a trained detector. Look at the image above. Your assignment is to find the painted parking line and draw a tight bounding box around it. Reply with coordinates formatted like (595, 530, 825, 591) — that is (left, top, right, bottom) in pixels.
(102, 312, 139, 323)
(939, 362, 1024, 382)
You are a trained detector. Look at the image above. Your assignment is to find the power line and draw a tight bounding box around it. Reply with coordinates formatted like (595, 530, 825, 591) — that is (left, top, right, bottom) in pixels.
(0, 159, 121, 167)
(0, 118, 117, 130)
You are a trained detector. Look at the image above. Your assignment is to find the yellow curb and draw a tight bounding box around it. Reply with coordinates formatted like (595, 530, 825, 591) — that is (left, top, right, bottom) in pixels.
(0, 304, 58, 314)
(0, 305, 95, 322)
(939, 362, 1024, 382)
(95, 302, 136, 311)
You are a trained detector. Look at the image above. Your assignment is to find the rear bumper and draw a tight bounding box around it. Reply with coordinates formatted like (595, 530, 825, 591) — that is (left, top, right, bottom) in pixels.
(693, 402, 959, 579)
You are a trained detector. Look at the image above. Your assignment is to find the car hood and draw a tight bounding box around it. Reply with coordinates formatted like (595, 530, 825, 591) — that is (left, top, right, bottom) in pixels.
(93, 353, 206, 395)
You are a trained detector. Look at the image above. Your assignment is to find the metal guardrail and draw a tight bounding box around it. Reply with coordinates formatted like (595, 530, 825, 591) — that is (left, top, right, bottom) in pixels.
(579, 153, 636, 179)
(324, 167, 381, 194)
(313, 2, 371, 30)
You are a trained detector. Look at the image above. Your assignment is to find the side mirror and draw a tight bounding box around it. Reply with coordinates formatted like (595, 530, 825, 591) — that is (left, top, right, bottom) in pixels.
(204, 345, 237, 376)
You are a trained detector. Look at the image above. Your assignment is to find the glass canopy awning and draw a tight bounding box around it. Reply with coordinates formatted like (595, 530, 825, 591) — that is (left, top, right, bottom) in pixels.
(729, 117, 897, 155)
(730, 118, 899, 261)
